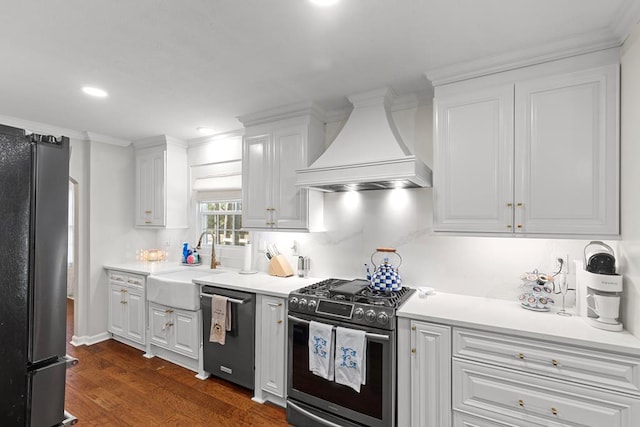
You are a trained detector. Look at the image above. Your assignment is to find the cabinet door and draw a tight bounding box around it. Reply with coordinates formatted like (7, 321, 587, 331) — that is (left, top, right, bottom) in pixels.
(411, 321, 452, 427)
(149, 304, 171, 348)
(125, 287, 146, 344)
(108, 285, 125, 336)
(136, 148, 165, 226)
(242, 134, 272, 228)
(272, 126, 308, 229)
(173, 309, 199, 359)
(434, 85, 515, 233)
(260, 296, 286, 397)
(514, 64, 619, 235)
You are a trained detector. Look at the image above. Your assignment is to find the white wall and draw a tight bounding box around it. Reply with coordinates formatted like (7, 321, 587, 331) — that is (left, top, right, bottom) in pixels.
(619, 21, 640, 337)
(84, 140, 156, 340)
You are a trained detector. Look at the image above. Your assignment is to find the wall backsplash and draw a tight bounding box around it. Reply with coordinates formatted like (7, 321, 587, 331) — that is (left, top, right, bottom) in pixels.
(254, 189, 619, 310)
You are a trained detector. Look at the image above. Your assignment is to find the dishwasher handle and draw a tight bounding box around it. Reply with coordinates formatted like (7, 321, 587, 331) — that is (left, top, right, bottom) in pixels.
(200, 293, 249, 305)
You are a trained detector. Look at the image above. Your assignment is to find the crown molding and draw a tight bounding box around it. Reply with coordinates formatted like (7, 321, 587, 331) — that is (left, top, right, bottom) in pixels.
(132, 134, 187, 149)
(426, 29, 621, 86)
(611, 0, 640, 44)
(187, 128, 244, 147)
(237, 101, 328, 127)
(83, 131, 130, 147)
(0, 114, 85, 140)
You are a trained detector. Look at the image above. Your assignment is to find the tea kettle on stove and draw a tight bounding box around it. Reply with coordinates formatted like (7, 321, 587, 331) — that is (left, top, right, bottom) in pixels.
(370, 248, 403, 291)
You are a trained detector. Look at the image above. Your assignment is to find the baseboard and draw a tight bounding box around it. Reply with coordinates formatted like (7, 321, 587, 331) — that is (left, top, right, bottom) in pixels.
(70, 331, 111, 347)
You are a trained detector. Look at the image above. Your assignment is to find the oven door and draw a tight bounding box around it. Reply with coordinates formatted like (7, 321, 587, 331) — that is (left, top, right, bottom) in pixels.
(287, 313, 395, 427)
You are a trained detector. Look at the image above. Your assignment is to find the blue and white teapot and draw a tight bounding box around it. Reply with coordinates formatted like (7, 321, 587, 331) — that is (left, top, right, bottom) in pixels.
(370, 248, 403, 291)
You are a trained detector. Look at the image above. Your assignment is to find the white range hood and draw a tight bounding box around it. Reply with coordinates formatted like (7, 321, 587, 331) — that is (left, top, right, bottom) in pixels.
(296, 88, 432, 192)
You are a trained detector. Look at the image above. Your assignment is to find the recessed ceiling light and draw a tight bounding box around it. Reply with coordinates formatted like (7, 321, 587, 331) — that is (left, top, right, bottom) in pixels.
(197, 127, 215, 135)
(310, 0, 340, 6)
(82, 86, 108, 97)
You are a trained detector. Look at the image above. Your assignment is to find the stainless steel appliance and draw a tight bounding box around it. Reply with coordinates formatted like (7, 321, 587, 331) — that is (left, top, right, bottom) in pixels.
(287, 278, 415, 427)
(0, 125, 76, 426)
(200, 285, 255, 389)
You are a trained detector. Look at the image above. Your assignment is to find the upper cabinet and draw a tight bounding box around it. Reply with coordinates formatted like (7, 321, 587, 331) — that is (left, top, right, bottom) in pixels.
(239, 106, 325, 231)
(434, 57, 620, 236)
(133, 135, 188, 228)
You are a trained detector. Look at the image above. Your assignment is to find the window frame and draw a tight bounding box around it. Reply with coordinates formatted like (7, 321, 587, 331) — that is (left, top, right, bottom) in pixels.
(197, 200, 248, 247)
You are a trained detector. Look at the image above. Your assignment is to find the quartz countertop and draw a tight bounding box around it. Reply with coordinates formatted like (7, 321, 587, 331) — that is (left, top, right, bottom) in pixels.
(397, 291, 640, 356)
(194, 271, 319, 298)
(104, 262, 225, 276)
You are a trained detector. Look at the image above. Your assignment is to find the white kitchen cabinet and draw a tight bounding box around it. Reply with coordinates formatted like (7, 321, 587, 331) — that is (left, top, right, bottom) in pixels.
(239, 108, 325, 231)
(410, 321, 452, 427)
(253, 295, 287, 407)
(149, 302, 199, 359)
(107, 271, 146, 346)
(434, 62, 619, 236)
(452, 327, 640, 427)
(133, 135, 188, 228)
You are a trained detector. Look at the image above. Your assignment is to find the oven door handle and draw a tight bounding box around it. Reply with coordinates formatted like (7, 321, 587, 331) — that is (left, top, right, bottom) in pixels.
(287, 401, 345, 427)
(287, 315, 390, 341)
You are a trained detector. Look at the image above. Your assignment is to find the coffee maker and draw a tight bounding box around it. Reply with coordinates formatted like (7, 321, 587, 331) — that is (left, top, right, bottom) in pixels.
(576, 241, 623, 331)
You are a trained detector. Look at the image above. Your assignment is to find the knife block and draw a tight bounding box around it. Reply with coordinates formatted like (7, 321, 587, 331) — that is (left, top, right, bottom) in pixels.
(268, 255, 294, 277)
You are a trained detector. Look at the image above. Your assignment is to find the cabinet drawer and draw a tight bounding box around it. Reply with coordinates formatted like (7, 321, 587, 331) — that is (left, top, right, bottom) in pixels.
(454, 411, 528, 427)
(454, 328, 640, 395)
(109, 271, 145, 289)
(453, 359, 640, 427)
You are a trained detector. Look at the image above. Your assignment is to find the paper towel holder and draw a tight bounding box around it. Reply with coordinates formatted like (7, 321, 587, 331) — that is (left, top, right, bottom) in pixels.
(239, 241, 258, 275)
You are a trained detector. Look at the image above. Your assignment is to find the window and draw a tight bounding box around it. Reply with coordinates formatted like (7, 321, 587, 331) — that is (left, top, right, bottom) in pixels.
(199, 200, 248, 246)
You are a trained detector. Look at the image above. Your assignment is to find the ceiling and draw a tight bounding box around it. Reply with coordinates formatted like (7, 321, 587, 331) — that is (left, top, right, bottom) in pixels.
(0, 0, 638, 143)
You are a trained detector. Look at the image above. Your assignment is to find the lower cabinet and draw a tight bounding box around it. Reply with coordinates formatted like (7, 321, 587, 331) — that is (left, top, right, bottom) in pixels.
(410, 320, 452, 427)
(401, 320, 640, 427)
(107, 271, 146, 346)
(149, 302, 199, 359)
(254, 295, 287, 407)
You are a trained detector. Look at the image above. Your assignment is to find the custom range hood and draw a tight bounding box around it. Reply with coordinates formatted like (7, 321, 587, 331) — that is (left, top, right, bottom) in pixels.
(296, 88, 432, 192)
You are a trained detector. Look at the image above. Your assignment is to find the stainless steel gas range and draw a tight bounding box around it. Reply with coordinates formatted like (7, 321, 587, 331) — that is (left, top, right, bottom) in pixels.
(286, 278, 415, 427)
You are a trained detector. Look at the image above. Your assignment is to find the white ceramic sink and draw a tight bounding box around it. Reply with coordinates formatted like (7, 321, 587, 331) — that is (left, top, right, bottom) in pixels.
(147, 268, 224, 310)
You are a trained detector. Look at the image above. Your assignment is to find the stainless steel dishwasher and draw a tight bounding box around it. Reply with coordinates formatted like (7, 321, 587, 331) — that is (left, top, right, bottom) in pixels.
(200, 285, 255, 390)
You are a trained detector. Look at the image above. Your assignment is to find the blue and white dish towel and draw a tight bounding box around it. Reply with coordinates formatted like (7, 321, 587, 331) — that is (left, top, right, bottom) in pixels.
(334, 327, 367, 392)
(309, 321, 334, 380)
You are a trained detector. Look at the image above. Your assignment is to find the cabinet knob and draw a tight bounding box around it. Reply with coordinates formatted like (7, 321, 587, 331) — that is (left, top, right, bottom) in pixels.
(266, 207, 276, 211)
(552, 359, 558, 366)
(411, 348, 416, 354)
(518, 399, 524, 407)
(145, 210, 152, 214)
(517, 224, 523, 229)
(551, 407, 558, 415)
(507, 225, 513, 229)
(278, 303, 283, 307)
(166, 309, 174, 314)
(120, 300, 128, 305)
(277, 320, 283, 324)
(517, 202, 523, 207)
(411, 325, 416, 331)
(145, 221, 152, 224)
(518, 353, 525, 360)
(266, 221, 275, 226)
(507, 202, 513, 207)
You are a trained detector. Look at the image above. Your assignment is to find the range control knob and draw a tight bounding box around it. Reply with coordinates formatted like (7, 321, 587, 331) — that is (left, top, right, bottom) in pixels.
(289, 297, 298, 309)
(365, 310, 377, 323)
(353, 307, 365, 319)
(299, 298, 308, 310)
(308, 300, 317, 312)
(377, 312, 389, 326)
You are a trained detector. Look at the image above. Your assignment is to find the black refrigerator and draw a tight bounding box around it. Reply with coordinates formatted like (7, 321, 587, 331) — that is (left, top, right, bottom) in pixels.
(0, 124, 73, 426)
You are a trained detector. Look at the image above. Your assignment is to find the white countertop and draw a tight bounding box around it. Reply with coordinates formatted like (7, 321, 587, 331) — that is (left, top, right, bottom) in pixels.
(398, 291, 640, 356)
(103, 261, 204, 276)
(103, 262, 318, 298)
(194, 271, 320, 298)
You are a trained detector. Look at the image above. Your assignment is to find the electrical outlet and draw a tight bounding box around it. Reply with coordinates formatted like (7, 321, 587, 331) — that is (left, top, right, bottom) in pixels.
(551, 253, 568, 274)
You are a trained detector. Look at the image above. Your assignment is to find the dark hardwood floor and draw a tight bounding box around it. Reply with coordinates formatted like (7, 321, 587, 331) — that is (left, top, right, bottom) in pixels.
(65, 299, 289, 426)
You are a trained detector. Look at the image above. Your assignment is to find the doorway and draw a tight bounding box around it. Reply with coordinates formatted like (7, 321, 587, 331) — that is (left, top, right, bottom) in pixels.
(67, 178, 79, 335)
